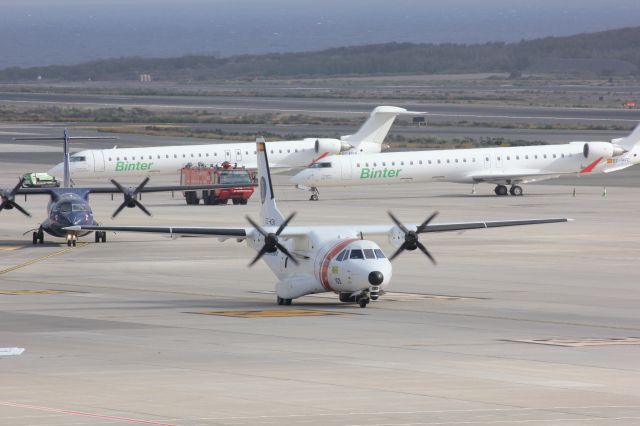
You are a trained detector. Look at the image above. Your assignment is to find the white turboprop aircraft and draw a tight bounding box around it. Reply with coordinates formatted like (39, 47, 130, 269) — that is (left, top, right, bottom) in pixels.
(48, 106, 423, 180)
(67, 139, 569, 307)
(292, 125, 640, 198)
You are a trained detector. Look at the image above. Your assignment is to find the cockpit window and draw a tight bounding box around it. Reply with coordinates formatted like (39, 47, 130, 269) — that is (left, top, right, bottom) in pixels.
(59, 203, 71, 213)
(70, 156, 86, 162)
(336, 250, 347, 262)
(363, 249, 375, 259)
(309, 162, 332, 169)
(349, 249, 364, 259)
(374, 249, 386, 259)
(72, 204, 90, 212)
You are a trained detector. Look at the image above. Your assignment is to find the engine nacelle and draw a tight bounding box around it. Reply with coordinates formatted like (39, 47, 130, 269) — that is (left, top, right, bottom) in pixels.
(310, 138, 352, 154)
(573, 141, 625, 159)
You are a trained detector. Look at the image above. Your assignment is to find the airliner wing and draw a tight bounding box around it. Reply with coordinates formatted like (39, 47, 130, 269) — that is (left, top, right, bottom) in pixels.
(88, 183, 256, 194)
(65, 225, 249, 240)
(469, 171, 572, 185)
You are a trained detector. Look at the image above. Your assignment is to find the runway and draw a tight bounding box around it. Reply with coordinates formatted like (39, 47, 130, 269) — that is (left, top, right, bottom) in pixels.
(2, 91, 640, 126)
(1, 151, 640, 424)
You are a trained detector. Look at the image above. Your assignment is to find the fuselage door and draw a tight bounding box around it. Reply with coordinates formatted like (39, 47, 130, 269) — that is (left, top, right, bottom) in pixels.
(92, 151, 105, 172)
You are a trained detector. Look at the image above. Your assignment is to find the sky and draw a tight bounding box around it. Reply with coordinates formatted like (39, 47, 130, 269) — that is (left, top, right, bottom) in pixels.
(1, 0, 639, 69)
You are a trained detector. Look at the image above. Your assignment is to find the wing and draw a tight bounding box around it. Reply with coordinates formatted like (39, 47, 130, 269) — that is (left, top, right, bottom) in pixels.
(88, 183, 256, 194)
(469, 171, 572, 185)
(65, 225, 249, 240)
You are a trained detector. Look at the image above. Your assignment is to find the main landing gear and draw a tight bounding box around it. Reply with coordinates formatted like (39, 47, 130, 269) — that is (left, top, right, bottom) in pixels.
(309, 187, 319, 201)
(494, 185, 523, 196)
(94, 231, 107, 243)
(32, 227, 44, 245)
(277, 296, 292, 305)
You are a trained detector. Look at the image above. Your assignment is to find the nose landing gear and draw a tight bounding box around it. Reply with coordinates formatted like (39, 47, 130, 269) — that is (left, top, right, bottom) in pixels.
(31, 227, 44, 245)
(66, 233, 77, 247)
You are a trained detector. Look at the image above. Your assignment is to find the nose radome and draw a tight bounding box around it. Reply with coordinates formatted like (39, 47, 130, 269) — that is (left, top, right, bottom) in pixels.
(368, 271, 384, 285)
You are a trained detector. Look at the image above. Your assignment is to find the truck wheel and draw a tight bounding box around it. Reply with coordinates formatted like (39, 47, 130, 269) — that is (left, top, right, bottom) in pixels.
(232, 199, 240, 205)
(240, 199, 248, 205)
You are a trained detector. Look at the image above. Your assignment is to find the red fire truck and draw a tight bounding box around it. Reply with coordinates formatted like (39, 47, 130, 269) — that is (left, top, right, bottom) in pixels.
(181, 162, 255, 205)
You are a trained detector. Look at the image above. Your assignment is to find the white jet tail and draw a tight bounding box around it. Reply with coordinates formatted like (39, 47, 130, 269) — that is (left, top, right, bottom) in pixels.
(341, 106, 426, 153)
(256, 138, 285, 227)
(612, 123, 640, 151)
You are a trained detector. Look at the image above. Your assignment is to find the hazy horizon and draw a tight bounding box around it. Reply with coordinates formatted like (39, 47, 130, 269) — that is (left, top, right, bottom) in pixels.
(2, 0, 639, 69)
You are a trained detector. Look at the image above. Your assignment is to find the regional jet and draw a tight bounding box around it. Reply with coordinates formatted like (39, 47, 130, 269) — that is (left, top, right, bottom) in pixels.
(67, 139, 569, 307)
(292, 124, 640, 198)
(47, 106, 424, 180)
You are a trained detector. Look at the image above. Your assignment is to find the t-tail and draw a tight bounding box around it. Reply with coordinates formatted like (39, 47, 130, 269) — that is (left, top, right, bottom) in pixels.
(256, 137, 285, 227)
(62, 129, 71, 188)
(612, 123, 640, 151)
(341, 106, 427, 154)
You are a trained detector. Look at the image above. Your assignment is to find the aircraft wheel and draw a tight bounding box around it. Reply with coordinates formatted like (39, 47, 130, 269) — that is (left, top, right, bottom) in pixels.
(95, 232, 100, 243)
(72, 240, 76, 247)
(277, 296, 284, 305)
(358, 298, 370, 308)
(32, 232, 38, 245)
(284, 299, 292, 305)
(309, 194, 319, 201)
(101, 232, 107, 243)
(510, 185, 523, 196)
(495, 185, 508, 196)
(67, 240, 72, 247)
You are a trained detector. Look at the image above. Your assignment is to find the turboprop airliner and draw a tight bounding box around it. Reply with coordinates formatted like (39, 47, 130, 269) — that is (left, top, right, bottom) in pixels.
(292, 125, 640, 197)
(67, 139, 569, 307)
(47, 106, 424, 180)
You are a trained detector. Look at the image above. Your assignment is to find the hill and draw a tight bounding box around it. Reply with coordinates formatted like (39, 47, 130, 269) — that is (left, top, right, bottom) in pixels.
(1, 26, 638, 82)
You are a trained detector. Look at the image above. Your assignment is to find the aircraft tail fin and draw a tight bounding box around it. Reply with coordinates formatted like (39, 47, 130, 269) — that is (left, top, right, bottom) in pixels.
(612, 123, 640, 151)
(256, 138, 285, 227)
(341, 106, 426, 153)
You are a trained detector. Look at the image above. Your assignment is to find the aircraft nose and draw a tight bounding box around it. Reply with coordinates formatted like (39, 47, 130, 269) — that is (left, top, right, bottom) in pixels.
(48, 163, 63, 178)
(368, 271, 384, 285)
(290, 171, 307, 185)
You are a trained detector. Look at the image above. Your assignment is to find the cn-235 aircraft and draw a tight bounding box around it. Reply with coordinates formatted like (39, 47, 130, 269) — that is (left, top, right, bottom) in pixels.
(48, 106, 424, 180)
(292, 124, 640, 198)
(1, 130, 244, 246)
(68, 139, 569, 307)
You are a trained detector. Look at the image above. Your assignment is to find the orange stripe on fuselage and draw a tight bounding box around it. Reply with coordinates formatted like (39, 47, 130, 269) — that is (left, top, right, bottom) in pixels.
(319, 239, 358, 292)
(308, 151, 330, 167)
(580, 157, 603, 174)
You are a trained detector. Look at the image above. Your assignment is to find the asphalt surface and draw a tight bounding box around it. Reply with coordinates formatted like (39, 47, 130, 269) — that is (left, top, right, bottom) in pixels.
(1, 151, 640, 425)
(2, 91, 640, 126)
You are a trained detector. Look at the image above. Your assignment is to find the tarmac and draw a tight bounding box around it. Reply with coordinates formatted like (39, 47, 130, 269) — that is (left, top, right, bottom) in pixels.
(1, 149, 640, 425)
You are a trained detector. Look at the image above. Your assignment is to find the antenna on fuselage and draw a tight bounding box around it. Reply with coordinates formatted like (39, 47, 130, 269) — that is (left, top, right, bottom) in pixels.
(14, 129, 118, 188)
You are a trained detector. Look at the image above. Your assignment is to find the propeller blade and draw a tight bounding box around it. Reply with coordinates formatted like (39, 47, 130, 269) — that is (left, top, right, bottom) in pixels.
(110, 179, 127, 194)
(275, 242, 299, 265)
(389, 242, 408, 261)
(111, 202, 127, 219)
(415, 241, 437, 265)
(417, 211, 439, 233)
(133, 199, 152, 216)
(388, 211, 409, 233)
(249, 246, 269, 266)
(276, 212, 296, 236)
(133, 177, 150, 195)
(246, 216, 268, 237)
(10, 178, 25, 196)
(9, 201, 31, 217)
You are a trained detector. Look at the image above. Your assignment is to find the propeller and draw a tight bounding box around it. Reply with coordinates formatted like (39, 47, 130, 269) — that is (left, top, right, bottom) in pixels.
(388, 211, 438, 264)
(110, 177, 152, 218)
(0, 178, 31, 217)
(246, 212, 299, 267)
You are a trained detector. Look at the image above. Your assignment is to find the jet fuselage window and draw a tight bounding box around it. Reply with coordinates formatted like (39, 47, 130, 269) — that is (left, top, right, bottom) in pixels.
(336, 250, 347, 262)
(363, 249, 375, 259)
(349, 249, 364, 260)
(374, 249, 386, 259)
(70, 156, 86, 162)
